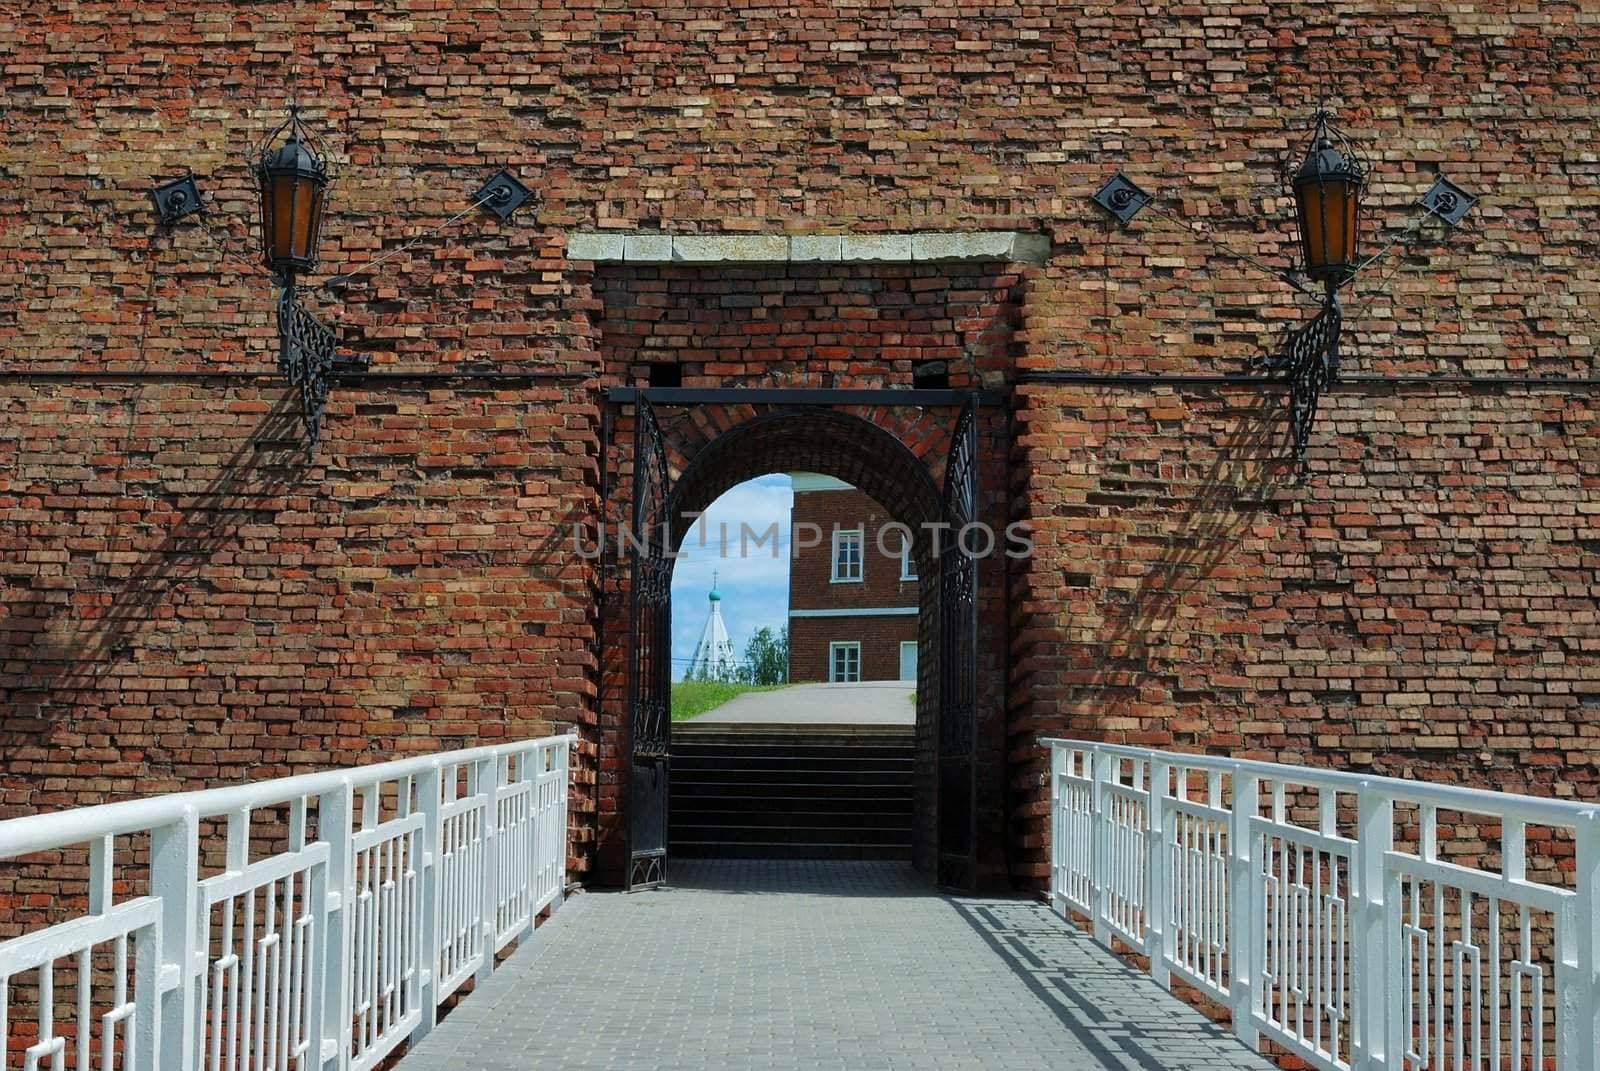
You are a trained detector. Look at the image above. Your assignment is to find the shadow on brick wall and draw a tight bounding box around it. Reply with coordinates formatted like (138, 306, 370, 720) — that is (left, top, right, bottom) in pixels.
(1092, 397, 1289, 728)
(0, 398, 309, 716)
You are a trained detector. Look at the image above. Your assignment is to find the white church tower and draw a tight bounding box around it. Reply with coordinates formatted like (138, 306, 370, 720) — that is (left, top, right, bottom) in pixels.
(685, 574, 738, 682)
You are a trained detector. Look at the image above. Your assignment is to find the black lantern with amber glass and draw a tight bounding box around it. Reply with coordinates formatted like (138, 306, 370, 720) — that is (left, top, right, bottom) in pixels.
(1085, 104, 1476, 465)
(252, 105, 341, 442)
(255, 105, 328, 283)
(1290, 110, 1366, 292)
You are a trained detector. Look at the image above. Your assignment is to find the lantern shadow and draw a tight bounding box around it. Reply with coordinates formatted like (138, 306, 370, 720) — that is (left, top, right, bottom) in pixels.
(0, 399, 309, 729)
(1087, 394, 1292, 740)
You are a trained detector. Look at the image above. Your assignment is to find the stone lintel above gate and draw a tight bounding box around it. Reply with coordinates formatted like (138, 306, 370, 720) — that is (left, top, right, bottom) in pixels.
(564, 231, 1050, 266)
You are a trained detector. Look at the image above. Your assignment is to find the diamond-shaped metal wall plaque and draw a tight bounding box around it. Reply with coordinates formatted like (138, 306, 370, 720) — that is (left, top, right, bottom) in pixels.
(1419, 177, 1476, 228)
(150, 174, 203, 225)
(1090, 172, 1153, 225)
(474, 167, 531, 221)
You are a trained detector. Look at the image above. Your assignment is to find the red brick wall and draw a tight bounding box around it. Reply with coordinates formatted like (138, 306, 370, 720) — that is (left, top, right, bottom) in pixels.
(789, 486, 920, 610)
(1006, 385, 1600, 884)
(594, 265, 994, 394)
(1, 0, 1597, 902)
(0, 378, 602, 860)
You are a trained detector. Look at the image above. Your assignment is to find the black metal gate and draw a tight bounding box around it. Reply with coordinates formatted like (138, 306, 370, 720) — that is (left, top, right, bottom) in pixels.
(937, 396, 980, 890)
(626, 399, 672, 889)
(610, 387, 990, 890)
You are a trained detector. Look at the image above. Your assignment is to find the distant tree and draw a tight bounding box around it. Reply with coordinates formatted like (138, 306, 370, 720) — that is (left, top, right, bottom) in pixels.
(742, 626, 789, 685)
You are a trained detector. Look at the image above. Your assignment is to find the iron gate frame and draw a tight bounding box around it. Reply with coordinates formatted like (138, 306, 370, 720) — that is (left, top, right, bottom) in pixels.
(625, 398, 672, 890)
(936, 395, 980, 890)
(604, 388, 993, 891)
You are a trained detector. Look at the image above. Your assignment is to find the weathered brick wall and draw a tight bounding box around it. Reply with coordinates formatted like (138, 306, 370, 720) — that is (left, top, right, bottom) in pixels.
(1, 1, 1598, 897)
(592, 264, 1000, 391)
(4, 2, 1594, 380)
(0, 378, 602, 861)
(1008, 384, 1600, 881)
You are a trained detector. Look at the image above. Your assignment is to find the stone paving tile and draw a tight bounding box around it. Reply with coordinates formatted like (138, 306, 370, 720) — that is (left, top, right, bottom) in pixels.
(401, 860, 1273, 1071)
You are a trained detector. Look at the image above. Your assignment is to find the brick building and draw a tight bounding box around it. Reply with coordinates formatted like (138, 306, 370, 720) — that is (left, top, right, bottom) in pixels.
(2, 2, 1599, 895)
(786, 473, 919, 684)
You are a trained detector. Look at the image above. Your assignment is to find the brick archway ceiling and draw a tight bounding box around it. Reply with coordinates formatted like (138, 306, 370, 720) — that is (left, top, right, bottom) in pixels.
(666, 407, 944, 561)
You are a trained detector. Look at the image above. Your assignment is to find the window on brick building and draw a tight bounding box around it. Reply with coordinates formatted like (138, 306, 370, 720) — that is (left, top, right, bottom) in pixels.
(899, 538, 917, 581)
(831, 527, 863, 582)
(829, 641, 861, 683)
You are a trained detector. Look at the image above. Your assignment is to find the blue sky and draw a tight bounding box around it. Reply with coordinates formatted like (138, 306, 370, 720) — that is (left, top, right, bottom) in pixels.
(670, 474, 794, 680)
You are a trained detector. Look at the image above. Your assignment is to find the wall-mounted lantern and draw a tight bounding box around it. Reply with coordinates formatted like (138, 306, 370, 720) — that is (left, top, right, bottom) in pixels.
(1290, 110, 1366, 291)
(1091, 106, 1475, 467)
(1260, 108, 1369, 461)
(150, 103, 532, 448)
(256, 106, 329, 281)
(251, 106, 345, 444)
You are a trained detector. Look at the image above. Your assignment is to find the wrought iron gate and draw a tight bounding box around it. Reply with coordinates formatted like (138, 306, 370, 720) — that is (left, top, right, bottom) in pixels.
(611, 387, 989, 890)
(937, 396, 980, 890)
(626, 399, 671, 889)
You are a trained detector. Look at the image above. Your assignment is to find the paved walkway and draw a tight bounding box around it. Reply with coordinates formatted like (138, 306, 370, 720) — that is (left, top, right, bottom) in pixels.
(691, 681, 915, 725)
(402, 860, 1272, 1071)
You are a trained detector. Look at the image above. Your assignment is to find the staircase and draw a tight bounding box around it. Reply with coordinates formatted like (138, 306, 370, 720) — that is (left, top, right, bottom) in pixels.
(669, 725, 915, 860)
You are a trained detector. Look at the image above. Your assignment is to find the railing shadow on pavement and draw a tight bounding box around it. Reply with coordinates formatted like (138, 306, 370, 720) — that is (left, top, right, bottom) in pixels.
(951, 898, 1266, 1071)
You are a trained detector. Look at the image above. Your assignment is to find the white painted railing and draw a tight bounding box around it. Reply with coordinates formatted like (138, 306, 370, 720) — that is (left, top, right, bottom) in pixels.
(1047, 739, 1600, 1071)
(0, 734, 573, 1071)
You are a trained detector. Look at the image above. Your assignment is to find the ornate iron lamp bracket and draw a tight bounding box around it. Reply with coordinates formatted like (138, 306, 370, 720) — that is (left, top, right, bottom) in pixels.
(1261, 291, 1342, 465)
(276, 282, 341, 446)
(1091, 134, 1474, 468)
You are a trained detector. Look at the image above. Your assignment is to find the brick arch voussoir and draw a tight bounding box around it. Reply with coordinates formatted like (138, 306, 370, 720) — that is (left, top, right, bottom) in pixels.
(663, 407, 948, 569)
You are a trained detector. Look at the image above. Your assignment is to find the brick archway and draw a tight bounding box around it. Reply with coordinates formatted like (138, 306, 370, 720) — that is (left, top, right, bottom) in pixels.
(665, 406, 949, 876)
(667, 407, 944, 573)
(585, 258, 1026, 889)
(595, 396, 1003, 887)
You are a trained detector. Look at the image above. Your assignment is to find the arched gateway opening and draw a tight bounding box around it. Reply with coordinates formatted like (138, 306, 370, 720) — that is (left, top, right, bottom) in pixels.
(608, 401, 982, 891)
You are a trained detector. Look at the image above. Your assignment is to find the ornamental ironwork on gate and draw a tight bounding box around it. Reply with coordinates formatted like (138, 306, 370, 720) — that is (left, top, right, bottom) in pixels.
(627, 398, 672, 889)
(937, 395, 980, 890)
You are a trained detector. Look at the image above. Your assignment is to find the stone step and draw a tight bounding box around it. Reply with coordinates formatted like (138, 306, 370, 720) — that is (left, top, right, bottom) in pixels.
(667, 727, 916, 861)
(670, 841, 914, 861)
(672, 743, 914, 762)
(675, 773, 911, 790)
(674, 777, 914, 796)
(671, 822, 911, 845)
(673, 728, 914, 752)
(672, 751, 913, 768)
(672, 797, 914, 818)
(672, 811, 912, 831)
